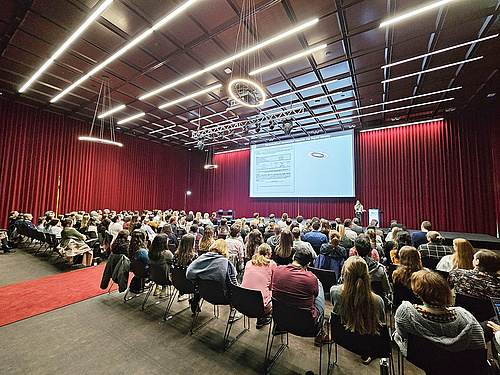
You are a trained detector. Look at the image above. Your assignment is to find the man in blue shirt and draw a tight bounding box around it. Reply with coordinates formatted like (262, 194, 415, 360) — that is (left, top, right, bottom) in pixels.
(412, 220, 431, 249)
(303, 220, 327, 255)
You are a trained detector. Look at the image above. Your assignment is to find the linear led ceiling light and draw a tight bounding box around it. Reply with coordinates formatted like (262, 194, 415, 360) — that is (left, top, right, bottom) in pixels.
(381, 56, 483, 84)
(139, 18, 319, 100)
(158, 83, 222, 109)
(380, 0, 457, 27)
(78, 136, 123, 147)
(50, 0, 199, 103)
(19, 0, 113, 93)
(382, 34, 498, 69)
(249, 44, 327, 75)
(359, 118, 444, 132)
(117, 112, 145, 124)
(98, 104, 126, 118)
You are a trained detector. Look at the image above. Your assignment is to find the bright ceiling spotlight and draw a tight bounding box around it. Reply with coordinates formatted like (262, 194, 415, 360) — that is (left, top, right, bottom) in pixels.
(228, 78, 266, 108)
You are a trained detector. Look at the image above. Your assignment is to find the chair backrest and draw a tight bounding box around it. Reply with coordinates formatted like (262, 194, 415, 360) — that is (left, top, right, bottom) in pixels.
(406, 333, 487, 375)
(329, 313, 391, 359)
(198, 279, 229, 305)
(370, 280, 384, 298)
(130, 259, 149, 279)
(167, 243, 177, 252)
(392, 281, 420, 309)
(454, 293, 495, 322)
(421, 257, 440, 270)
(436, 269, 449, 281)
(386, 263, 397, 283)
(271, 297, 319, 337)
(230, 284, 266, 319)
(149, 263, 170, 286)
(171, 267, 195, 295)
(44, 233, 54, 245)
(308, 267, 337, 292)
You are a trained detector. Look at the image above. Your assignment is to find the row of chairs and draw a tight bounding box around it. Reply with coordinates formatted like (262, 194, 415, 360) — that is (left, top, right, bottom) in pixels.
(15, 225, 65, 262)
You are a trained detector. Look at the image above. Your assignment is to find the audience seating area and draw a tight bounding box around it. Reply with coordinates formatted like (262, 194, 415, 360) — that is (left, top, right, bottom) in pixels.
(6, 208, 500, 374)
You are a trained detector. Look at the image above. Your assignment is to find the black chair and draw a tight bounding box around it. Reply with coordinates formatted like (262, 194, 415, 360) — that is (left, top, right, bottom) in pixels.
(454, 293, 495, 322)
(227, 284, 268, 352)
(400, 333, 487, 375)
(164, 267, 194, 321)
(190, 279, 240, 351)
(386, 263, 397, 283)
(142, 263, 172, 310)
(392, 282, 420, 310)
(124, 259, 151, 307)
(436, 269, 449, 281)
(328, 313, 394, 375)
(421, 257, 440, 270)
(265, 297, 324, 374)
(309, 267, 337, 295)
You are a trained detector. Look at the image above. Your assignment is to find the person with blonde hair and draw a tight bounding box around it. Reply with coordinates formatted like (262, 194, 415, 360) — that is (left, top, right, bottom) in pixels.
(436, 238, 474, 272)
(395, 269, 485, 357)
(186, 239, 241, 321)
(330, 256, 385, 364)
(337, 224, 353, 251)
(241, 243, 277, 328)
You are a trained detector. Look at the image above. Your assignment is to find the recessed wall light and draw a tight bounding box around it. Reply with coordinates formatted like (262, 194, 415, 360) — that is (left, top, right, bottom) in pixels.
(487, 93, 496, 98)
(224, 67, 232, 74)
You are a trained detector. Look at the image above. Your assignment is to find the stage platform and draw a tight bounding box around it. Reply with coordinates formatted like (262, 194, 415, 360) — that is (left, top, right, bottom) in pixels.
(405, 230, 500, 250)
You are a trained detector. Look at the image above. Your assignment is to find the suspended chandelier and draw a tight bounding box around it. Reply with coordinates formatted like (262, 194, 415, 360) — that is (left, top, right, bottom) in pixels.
(227, 0, 266, 109)
(79, 75, 123, 147)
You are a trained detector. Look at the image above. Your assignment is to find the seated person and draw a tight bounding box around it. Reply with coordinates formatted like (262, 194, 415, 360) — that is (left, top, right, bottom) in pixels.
(186, 239, 241, 321)
(330, 256, 385, 365)
(60, 218, 93, 266)
(271, 229, 295, 266)
(436, 238, 474, 272)
(241, 244, 277, 329)
(226, 224, 245, 270)
(272, 247, 328, 347)
(411, 220, 432, 249)
(266, 224, 282, 251)
(394, 269, 485, 357)
(292, 227, 316, 261)
(148, 233, 174, 298)
(172, 233, 197, 303)
(315, 230, 346, 279)
(128, 229, 149, 274)
(344, 234, 390, 304)
(449, 249, 500, 300)
(390, 231, 412, 265)
(418, 231, 452, 262)
(303, 220, 328, 254)
(392, 246, 423, 308)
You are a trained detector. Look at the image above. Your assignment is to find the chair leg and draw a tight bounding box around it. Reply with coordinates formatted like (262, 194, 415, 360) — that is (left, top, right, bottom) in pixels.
(107, 282, 115, 294)
(223, 311, 249, 352)
(191, 299, 220, 335)
(265, 321, 289, 373)
(141, 282, 154, 310)
(163, 289, 179, 320)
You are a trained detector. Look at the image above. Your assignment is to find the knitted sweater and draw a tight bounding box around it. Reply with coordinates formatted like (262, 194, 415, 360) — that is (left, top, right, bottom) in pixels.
(394, 301, 485, 356)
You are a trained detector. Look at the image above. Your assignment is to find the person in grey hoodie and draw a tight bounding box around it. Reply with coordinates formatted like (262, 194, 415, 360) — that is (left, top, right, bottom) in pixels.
(395, 269, 485, 357)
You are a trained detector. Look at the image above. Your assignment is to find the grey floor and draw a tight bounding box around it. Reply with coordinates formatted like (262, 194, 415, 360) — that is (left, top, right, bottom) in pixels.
(0, 244, 425, 375)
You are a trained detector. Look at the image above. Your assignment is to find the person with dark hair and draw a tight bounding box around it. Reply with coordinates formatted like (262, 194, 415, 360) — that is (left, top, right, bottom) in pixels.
(394, 269, 485, 357)
(263, 222, 275, 242)
(161, 223, 179, 248)
(330, 256, 385, 364)
(266, 213, 275, 226)
(351, 218, 363, 235)
(392, 246, 423, 308)
(292, 227, 316, 261)
(226, 224, 245, 269)
(272, 247, 328, 347)
(110, 229, 130, 255)
(272, 229, 295, 266)
(449, 250, 500, 300)
(303, 220, 328, 254)
(218, 218, 229, 239)
(390, 231, 412, 264)
(246, 229, 264, 260)
(148, 233, 173, 298)
(250, 212, 259, 226)
(198, 226, 214, 255)
(411, 220, 432, 249)
(348, 234, 390, 303)
(128, 229, 148, 273)
(189, 224, 202, 251)
(343, 219, 357, 242)
(172, 233, 197, 302)
(417, 231, 452, 261)
(266, 224, 282, 251)
(60, 218, 94, 266)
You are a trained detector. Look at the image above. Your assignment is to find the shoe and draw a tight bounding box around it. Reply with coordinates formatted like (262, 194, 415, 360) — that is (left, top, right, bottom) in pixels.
(314, 330, 331, 347)
(361, 356, 372, 365)
(153, 285, 161, 296)
(256, 316, 272, 329)
(4, 249, 16, 253)
(177, 294, 190, 302)
(159, 288, 169, 299)
(230, 311, 243, 322)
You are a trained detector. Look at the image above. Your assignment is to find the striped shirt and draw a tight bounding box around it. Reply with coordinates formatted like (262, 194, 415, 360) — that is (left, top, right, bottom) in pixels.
(418, 243, 452, 260)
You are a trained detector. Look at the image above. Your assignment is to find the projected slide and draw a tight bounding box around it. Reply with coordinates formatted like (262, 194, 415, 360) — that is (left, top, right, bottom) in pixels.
(250, 131, 354, 198)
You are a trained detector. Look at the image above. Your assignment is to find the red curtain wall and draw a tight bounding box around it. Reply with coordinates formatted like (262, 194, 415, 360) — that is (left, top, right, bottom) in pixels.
(0, 100, 207, 226)
(209, 119, 498, 235)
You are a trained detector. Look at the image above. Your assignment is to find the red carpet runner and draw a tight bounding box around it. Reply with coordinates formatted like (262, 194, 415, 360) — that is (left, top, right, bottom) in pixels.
(0, 264, 119, 327)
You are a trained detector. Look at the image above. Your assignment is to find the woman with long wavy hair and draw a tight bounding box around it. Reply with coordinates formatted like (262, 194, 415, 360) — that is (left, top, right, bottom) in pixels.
(128, 229, 149, 273)
(198, 226, 214, 255)
(392, 246, 422, 307)
(330, 256, 385, 365)
(272, 229, 295, 265)
(148, 233, 173, 298)
(245, 229, 264, 261)
(172, 233, 197, 302)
